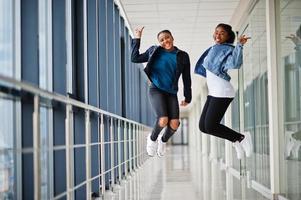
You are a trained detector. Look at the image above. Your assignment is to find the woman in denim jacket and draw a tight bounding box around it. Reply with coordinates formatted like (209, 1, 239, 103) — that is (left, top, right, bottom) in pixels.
(131, 27, 192, 157)
(195, 23, 251, 160)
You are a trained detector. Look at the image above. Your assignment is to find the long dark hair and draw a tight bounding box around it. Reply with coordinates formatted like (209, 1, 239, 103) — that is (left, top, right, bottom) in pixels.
(216, 23, 235, 44)
(157, 30, 173, 39)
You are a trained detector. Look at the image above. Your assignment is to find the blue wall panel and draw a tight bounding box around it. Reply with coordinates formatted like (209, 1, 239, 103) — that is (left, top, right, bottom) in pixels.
(88, 0, 99, 107)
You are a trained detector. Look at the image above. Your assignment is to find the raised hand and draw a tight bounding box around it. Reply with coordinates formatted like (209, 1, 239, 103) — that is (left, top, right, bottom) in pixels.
(238, 35, 251, 45)
(134, 27, 145, 38)
(286, 34, 301, 45)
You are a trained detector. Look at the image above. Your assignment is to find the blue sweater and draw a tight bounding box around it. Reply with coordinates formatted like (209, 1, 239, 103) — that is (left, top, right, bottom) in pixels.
(150, 49, 177, 94)
(131, 38, 192, 103)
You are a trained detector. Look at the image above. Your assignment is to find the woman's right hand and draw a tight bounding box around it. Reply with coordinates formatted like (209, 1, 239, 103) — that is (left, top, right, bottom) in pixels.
(135, 27, 144, 38)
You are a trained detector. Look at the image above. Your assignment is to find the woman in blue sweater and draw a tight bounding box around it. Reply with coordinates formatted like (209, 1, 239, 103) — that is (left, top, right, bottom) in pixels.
(195, 23, 251, 159)
(131, 27, 192, 157)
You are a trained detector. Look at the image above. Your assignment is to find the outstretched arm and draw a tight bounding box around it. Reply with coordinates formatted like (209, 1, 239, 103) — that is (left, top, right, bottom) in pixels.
(131, 27, 150, 63)
(225, 35, 250, 70)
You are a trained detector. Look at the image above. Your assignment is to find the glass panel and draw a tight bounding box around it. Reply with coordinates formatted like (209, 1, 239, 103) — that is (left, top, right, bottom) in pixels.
(0, 0, 13, 77)
(66, 0, 73, 94)
(39, 0, 49, 90)
(40, 107, 49, 199)
(242, 0, 270, 188)
(38, 1, 51, 198)
(0, 99, 14, 199)
(277, 0, 301, 199)
(0, 1, 15, 199)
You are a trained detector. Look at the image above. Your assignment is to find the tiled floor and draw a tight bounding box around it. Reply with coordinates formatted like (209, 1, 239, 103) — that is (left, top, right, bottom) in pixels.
(102, 145, 200, 200)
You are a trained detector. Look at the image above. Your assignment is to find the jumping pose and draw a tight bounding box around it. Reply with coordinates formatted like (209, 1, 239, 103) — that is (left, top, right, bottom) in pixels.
(131, 27, 192, 157)
(195, 23, 252, 159)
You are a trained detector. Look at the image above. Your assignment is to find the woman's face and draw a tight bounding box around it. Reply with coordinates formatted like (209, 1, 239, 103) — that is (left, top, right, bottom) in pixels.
(213, 27, 228, 44)
(158, 32, 174, 50)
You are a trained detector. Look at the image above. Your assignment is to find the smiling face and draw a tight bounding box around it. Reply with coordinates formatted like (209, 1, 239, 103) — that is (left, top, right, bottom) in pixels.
(213, 26, 229, 44)
(157, 32, 174, 50)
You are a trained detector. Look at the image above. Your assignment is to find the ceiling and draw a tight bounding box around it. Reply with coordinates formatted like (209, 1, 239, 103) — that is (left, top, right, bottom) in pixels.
(119, 0, 240, 111)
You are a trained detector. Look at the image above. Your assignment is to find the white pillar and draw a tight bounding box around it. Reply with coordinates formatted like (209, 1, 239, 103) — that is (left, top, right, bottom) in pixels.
(266, 0, 282, 198)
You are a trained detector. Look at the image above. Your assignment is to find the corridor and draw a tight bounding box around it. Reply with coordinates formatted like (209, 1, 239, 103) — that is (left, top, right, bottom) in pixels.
(102, 145, 200, 200)
(0, 0, 301, 200)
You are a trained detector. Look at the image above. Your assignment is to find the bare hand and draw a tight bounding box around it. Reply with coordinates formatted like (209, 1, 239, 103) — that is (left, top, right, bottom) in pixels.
(238, 35, 251, 45)
(180, 100, 189, 107)
(135, 27, 144, 38)
(286, 34, 301, 45)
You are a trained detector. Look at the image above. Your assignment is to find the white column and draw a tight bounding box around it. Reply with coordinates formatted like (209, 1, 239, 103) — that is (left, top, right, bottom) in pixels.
(266, 0, 281, 198)
(210, 137, 218, 200)
(65, 104, 74, 200)
(225, 108, 234, 200)
(201, 86, 210, 200)
(85, 110, 91, 200)
(33, 95, 41, 200)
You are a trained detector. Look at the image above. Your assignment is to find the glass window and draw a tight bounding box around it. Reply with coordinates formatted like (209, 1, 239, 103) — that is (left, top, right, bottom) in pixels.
(277, 0, 301, 199)
(242, 0, 270, 190)
(38, 1, 52, 198)
(40, 107, 50, 199)
(0, 1, 15, 199)
(0, 0, 13, 77)
(0, 99, 14, 199)
(39, 0, 49, 90)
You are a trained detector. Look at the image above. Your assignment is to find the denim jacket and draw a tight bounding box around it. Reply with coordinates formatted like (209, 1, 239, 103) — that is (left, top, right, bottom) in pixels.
(131, 38, 192, 103)
(194, 43, 243, 81)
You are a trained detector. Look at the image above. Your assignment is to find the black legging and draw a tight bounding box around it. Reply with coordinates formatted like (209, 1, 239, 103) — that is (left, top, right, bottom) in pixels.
(148, 84, 179, 142)
(199, 95, 244, 142)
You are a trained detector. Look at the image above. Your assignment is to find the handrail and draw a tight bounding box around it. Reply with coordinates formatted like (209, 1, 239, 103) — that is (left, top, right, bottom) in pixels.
(0, 73, 150, 200)
(0, 74, 148, 127)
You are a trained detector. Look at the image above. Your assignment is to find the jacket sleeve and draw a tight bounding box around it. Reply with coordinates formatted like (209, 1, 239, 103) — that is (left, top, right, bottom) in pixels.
(131, 38, 150, 63)
(182, 52, 192, 103)
(224, 43, 243, 70)
(194, 47, 211, 77)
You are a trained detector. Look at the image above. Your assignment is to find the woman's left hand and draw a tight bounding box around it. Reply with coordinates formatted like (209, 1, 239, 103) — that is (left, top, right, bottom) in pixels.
(180, 100, 189, 107)
(238, 35, 251, 45)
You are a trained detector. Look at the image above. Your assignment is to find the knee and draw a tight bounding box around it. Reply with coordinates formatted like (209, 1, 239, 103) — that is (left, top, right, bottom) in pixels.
(199, 122, 206, 133)
(205, 121, 216, 133)
(199, 118, 207, 133)
(158, 117, 168, 127)
(169, 119, 180, 130)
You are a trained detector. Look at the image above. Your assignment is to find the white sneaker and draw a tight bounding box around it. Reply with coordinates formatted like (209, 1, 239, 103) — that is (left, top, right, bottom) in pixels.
(157, 134, 166, 157)
(240, 131, 253, 157)
(233, 141, 244, 160)
(146, 134, 158, 157)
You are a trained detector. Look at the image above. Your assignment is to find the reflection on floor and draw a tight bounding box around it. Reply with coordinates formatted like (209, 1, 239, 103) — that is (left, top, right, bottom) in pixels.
(102, 145, 199, 200)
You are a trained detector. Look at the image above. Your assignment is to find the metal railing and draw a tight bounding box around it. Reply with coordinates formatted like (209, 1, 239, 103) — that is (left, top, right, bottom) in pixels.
(0, 74, 151, 200)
